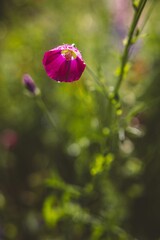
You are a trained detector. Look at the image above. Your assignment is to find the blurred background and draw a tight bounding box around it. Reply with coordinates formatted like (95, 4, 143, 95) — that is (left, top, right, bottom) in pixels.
(0, 0, 160, 239)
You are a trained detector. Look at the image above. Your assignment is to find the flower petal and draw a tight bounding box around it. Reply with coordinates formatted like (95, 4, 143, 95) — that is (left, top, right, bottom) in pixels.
(57, 60, 71, 82)
(43, 54, 65, 80)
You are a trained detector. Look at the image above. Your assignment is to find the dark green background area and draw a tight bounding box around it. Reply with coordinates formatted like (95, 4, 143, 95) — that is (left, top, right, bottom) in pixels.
(0, 0, 160, 239)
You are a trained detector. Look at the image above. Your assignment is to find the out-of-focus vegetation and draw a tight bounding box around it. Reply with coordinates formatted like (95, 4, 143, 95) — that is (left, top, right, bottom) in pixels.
(0, 0, 160, 239)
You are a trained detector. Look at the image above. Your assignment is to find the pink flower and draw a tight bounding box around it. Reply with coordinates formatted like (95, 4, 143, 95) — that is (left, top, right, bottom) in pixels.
(42, 44, 86, 82)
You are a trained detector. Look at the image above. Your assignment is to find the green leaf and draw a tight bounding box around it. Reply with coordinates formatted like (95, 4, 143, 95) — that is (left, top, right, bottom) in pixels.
(43, 196, 64, 227)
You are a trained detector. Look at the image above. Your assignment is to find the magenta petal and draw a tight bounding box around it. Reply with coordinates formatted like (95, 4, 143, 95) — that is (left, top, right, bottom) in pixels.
(69, 60, 79, 81)
(43, 54, 65, 80)
(57, 61, 70, 82)
(42, 49, 60, 66)
(76, 57, 86, 75)
(75, 58, 86, 80)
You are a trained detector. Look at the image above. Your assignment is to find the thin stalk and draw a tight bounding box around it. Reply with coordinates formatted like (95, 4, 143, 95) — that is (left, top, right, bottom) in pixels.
(36, 96, 57, 128)
(140, 0, 157, 33)
(86, 65, 109, 98)
(114, 0, 148, 95)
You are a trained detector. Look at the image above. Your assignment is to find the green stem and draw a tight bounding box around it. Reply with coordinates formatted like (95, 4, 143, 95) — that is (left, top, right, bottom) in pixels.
(114, 0, 148, 96)
(86, 65, 108, 98)
(36, 96, 57, 128)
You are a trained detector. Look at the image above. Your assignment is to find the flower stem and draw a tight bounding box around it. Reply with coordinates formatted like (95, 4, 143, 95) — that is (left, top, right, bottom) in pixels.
(86, 65, 108, 98)
(36, 96, 57, 128)
(114, 0, 148, 96)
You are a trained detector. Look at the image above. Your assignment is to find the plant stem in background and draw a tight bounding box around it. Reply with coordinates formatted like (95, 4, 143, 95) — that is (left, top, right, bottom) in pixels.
(86, 65, 109, 98)
(114, 0, 148, 96)
(36, 96, 57, 128)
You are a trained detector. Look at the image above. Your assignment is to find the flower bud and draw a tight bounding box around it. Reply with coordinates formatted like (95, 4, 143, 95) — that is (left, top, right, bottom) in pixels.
(22, 74, 40, 95)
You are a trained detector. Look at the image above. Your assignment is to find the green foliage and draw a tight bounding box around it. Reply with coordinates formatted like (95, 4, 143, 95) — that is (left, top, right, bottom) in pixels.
(90, 153, 114, 175)
(0, 0, 160, 239)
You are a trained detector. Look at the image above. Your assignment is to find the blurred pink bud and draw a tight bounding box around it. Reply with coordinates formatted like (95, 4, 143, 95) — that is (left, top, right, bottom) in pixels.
(0, 129, 18, 150)
(42, 44, 86, 82)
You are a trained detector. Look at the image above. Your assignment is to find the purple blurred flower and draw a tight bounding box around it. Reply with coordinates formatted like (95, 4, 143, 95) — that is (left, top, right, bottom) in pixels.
(108, 0, 133, 39)
(22, 74, 37, 94)
(42, 44, 86, 82)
